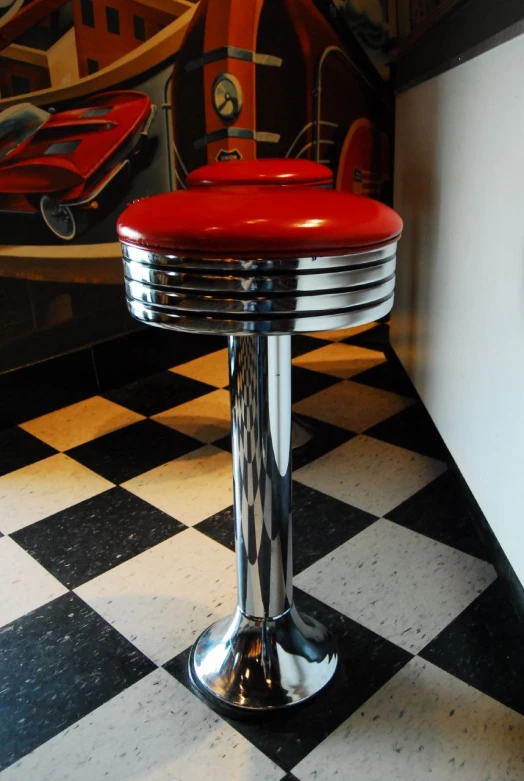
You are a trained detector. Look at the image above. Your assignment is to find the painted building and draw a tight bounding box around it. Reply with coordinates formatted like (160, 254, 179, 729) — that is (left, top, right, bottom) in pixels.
(71, 0, 190, 77)
(0, 0, 193, 96)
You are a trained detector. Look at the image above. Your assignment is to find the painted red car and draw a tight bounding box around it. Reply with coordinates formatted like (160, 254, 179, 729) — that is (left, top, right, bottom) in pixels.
(0, 89, 155, 240)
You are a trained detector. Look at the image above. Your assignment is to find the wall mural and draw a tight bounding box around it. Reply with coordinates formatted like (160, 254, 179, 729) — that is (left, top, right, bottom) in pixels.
(0, 0, 395, 370)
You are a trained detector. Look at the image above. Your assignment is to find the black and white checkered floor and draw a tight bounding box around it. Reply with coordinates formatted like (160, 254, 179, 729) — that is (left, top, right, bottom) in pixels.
(1, 322, 524, 780)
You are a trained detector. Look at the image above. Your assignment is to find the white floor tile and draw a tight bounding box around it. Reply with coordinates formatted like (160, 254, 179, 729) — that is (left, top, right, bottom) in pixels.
(295, 435, 446, 517)
(296, 518, 496, 653)
(293, 342, 385, 379)
(1, 668, 282, 781)
(122, 445, 233, 526)
(0, 454, 113, 535)
(170, 348, 229, 388)
(0, 537, 67, 628)
(295, 657, 524, 781)
(153, 389, 230, 444)
(20, 397, 144, 451)
(293, 380, 414, 433)
(75, 529, 237, 665)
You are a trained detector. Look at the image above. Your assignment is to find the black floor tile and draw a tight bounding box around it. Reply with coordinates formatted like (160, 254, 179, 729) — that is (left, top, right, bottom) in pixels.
(343, 322, 389, 350)
(291, 365, 341, 403)
(292, 483, 377, 573)
(0, 426, 57, 477)
(194, 483, 376, 574)
(364, 402, 449, 461)
(351, 358, 418, 398)
(93, 328, 225, 391)
(194, 506, 235, 553)
(421, 580, 524, 716)
(291, 335, 324, 358)
(12, 487, 186, 589)
(67, 419, 201, 483)
(0, 350, 98, 428)
(103, 371, 215, 417)
(387, 471, 489, 561)
(0, 592, 155, 772)
(291, 415, 355, 471)
(165, 588, 411, 772)
(279, 775, 300, 781)
(212, 432, 232, 454)
(212, 414, 354, 465)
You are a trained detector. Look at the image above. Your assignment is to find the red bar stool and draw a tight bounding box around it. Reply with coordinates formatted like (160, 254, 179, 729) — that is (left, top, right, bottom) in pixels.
(187, 159, 333, 448)
(117, 186, 402, 713)
(186, 158, 333, 188)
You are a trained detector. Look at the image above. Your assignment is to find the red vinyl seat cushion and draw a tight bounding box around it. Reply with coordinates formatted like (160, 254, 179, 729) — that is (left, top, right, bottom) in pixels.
(117, 187, 403, 258)
(186, 159, 333, 188)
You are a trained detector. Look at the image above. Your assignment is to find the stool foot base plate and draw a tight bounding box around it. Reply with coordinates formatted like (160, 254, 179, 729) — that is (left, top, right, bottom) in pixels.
(189, 605, 338, 713)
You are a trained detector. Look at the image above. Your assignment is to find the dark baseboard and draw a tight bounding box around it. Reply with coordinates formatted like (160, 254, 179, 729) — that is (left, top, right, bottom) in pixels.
(447, 453, 524, 626)
(395, 0, 524, 93)
(0, 326, 225, 429)
(386, 346, 524, 624)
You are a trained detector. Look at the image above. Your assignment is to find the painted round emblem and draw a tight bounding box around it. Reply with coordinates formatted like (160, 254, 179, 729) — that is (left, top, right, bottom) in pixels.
(212, 74, 243, 122)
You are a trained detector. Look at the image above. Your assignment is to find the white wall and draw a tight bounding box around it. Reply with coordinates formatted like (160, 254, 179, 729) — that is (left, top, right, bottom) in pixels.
(391, 33, 524, 582)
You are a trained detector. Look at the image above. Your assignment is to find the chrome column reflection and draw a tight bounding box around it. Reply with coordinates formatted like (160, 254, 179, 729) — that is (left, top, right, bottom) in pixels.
(230, 334, 293, 618)
(189, 335, 338, 710)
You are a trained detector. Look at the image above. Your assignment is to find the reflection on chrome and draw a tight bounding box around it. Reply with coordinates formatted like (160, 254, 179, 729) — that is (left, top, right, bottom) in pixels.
(189, 336, 338, 710)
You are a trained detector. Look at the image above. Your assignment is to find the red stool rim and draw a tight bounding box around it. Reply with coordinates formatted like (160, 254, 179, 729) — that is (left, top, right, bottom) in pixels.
(186, 159, 333, 188)
(117, 187, 402, 259)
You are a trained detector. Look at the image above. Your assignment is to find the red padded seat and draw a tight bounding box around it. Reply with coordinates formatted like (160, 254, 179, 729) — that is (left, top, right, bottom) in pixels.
(186, 159, 333, 188)
(117, 187, 402, 258)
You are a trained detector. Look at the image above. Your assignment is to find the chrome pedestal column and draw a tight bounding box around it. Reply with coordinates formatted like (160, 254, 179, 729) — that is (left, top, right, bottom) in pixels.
(189, 335, 338, 710)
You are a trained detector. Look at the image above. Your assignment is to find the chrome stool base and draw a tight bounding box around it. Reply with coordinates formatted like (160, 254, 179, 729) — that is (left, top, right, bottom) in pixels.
(189, 605, 338, 711)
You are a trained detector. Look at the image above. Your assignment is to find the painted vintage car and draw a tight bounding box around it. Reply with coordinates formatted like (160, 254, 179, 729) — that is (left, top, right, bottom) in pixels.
(0, 90, 155, 240)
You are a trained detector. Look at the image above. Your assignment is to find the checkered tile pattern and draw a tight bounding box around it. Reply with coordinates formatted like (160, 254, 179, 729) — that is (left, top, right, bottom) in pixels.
(1, 322, 523, 780)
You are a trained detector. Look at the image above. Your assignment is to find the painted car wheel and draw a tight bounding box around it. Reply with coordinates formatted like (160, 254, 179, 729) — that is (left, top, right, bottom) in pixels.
(40, 196, 76, 241)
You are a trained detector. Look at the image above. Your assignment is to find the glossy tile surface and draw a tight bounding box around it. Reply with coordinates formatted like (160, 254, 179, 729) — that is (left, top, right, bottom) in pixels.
(1, 322, 521, 780)
(1, 670, 283, 781)
(20, 396, 144, 451)
(153, 388, 231, 443)
(171, 347, 230, 388)
(293, 380, 415, 433)
(0, 453, 112, 534)
(296, 518, 496, 653)
(122, 445, 233, 525)
(0, 592, 154, 772)
(75, 529, 236, 664)
(295, 435, 446, 516)
(0, 537, 67, 627)
(0, 427, 56, 477)
(295, 657, 524, 781)
(292, 342, 386, 379)
(67, 419, 201, 484)
(102, 370, 214, 417)
(11, 487, 185, 589)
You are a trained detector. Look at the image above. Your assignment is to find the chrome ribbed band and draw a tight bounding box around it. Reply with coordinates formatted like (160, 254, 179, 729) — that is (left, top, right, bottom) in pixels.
(123, 257, 396, 293)
(120, 242, 398, 335)
(127, 295, 393, 335)
(122, 241, 396, 271)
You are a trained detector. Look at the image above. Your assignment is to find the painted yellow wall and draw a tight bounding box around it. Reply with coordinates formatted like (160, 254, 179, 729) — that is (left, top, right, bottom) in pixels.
(47, 27, 79, 88)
